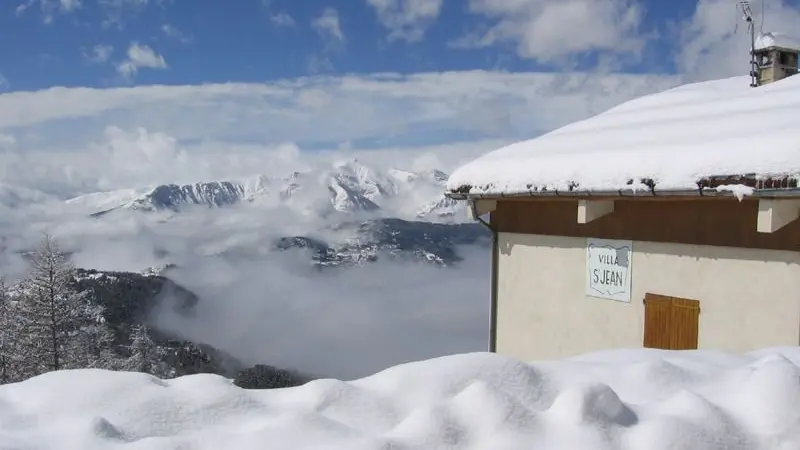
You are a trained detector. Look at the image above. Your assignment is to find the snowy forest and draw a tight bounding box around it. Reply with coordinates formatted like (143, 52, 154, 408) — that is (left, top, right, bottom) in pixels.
(0, 234, 171, 384)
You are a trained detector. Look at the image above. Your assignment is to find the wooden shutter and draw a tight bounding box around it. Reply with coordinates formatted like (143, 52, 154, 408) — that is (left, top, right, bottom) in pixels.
(669, 298, 700, 350)
(643, 293, 700, 350)
(643, 294, 672, 349)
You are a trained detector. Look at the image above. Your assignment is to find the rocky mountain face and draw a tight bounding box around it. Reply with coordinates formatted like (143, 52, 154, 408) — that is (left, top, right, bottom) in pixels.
(73, 268, 312, 388)
(274, 218, 490, 268)
(68, 159, 467, 221)
(127, 182, 245, 212)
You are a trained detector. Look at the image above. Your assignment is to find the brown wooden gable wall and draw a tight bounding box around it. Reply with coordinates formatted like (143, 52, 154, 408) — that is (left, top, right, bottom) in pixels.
(491, 198, 800, 252)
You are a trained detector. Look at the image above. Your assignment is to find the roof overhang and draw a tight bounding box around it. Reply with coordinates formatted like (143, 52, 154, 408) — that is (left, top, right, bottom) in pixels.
(449, 182, 800, 234)
(446, 175, 800, 201)
(446, 187, 800, 201)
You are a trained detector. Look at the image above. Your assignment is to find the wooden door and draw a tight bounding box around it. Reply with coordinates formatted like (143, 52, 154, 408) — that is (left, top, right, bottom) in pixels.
(643, 293, 700, 350)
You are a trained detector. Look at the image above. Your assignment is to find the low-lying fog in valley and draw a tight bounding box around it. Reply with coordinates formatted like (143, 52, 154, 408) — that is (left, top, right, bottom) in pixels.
(0, 152, 492, 379)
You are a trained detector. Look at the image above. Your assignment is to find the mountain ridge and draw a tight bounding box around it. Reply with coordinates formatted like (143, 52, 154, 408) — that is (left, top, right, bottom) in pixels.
(62, 159, 466, 221)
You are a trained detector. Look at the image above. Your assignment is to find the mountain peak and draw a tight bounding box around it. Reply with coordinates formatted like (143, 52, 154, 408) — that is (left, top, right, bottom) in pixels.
(66, 162, 464, 220)
(123, 181, 245, 212)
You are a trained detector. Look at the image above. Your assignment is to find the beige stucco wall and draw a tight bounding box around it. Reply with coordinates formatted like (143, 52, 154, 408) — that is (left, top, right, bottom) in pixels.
(496, 232, 800, 362)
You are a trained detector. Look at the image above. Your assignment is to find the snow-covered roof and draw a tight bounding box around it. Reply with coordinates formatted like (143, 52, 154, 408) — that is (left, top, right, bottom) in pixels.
(755, 32, 800, 51)
(446, 75, 800, 198)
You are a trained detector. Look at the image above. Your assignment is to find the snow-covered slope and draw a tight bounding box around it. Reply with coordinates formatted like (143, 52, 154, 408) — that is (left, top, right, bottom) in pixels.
(65, 188, 144, 211)
(68, 159, 466, 220)
(447, 75, 800, 196)
(2, 348, 800, 449)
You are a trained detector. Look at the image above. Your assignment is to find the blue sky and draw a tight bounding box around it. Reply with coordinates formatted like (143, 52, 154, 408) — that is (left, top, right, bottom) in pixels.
(1, 0, 777, 90)
(1, 0, 800, 196)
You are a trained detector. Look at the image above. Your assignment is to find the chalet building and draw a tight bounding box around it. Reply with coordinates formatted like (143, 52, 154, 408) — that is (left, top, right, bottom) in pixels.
(445, 60, 800, 361)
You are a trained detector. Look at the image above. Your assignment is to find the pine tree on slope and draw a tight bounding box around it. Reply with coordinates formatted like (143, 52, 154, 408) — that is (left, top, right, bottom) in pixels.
(124, 324, 173, 378)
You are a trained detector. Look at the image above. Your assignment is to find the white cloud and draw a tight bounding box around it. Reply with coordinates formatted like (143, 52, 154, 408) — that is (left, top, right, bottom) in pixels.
(161, 24, 193, 43)
(312, 7, 345, 43)
(0, 133, 15, 147)
(99, 0, 149, 28)
(83, 44, 114, 63)
(116, 42, 168, 79)
(675, 0, 800, 81)
(60, 0, 80, 10)
(452, 0, 647, 66)
(0, 70, 678, 152)
(0, 73, 8, 91)
(15, 0, 82, 23)
(261, 0, 294, 27)
(367, 0, 443, 42)
(151, 245, 490, 378)
(269, 12, 295, 27)
(309, 7, 346, 71)
(16, 0, 150, 26)
(306, 54, 335, 74)
(411, 152, 443, 173)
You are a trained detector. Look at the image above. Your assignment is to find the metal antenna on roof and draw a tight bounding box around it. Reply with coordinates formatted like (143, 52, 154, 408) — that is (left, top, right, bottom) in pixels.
(738, 1, 758, 87)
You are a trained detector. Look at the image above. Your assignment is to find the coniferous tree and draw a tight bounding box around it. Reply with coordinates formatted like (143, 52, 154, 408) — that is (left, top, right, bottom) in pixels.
(14, 234, 116, 375)
(0, 277, 14, 383)
(64, 300, 120, 370)
(0, 277, 31, 384)
(124, 324, 173, 378)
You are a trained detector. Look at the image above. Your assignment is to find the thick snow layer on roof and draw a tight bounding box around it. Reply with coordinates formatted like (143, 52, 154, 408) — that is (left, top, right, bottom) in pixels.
(2, 348, 800, 449)
(446, 75, 800, 196)
(755, 32, 800, 51)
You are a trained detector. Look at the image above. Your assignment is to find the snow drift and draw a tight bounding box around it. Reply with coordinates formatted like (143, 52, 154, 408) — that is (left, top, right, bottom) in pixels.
(2, 348, 800, 449)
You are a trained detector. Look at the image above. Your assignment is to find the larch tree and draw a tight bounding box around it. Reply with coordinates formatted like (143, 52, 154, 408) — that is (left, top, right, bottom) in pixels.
(65, 300, 119, 370)
(0, 276, 14, 383)
(124, 324, 172, 378)
(14, 233, 115, 374)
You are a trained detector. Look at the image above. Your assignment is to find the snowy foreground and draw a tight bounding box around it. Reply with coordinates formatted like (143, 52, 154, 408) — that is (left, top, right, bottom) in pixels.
(2, 349, 800, 450)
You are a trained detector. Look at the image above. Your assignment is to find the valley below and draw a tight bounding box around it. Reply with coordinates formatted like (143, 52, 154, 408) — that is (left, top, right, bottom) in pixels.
(0, 159, 491, 383)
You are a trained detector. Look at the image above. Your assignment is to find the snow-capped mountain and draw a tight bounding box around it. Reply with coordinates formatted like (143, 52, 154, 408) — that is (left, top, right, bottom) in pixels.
(65, 188, 147, 211)
(416, 196, 462, 218)
(82, 181, 246, 216)
(67, 159, 468, 221)
(128, 182, 245, 212)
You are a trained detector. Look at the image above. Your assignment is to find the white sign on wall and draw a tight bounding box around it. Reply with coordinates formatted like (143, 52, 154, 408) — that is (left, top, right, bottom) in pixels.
(586, 238, 633, 303)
